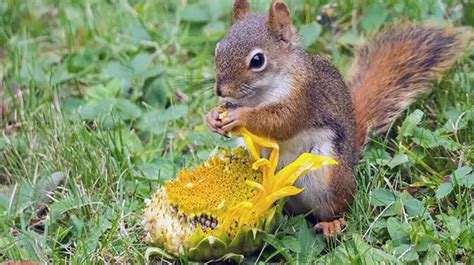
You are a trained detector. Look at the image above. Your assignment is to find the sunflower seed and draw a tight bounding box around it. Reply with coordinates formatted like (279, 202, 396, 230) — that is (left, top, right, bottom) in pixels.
(210, 220, 217, 229)
(170, 205, 177, 213)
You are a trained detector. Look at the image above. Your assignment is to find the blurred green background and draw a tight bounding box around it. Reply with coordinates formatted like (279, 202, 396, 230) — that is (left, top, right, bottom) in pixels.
(0, 0, 473, 263)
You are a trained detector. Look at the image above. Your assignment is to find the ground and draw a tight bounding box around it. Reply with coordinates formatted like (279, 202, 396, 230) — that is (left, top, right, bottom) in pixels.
(0, 0, 473, 264)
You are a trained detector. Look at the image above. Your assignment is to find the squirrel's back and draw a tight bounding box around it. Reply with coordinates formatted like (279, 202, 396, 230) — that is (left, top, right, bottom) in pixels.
(347, 24, 471, 153)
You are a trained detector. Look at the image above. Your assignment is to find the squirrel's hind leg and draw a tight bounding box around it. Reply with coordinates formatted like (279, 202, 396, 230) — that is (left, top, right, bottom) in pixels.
(314, 218, 347, 237)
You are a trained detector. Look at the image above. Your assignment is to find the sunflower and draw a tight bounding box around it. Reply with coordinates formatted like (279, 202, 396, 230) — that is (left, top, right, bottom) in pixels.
(142, 128, 337, 262)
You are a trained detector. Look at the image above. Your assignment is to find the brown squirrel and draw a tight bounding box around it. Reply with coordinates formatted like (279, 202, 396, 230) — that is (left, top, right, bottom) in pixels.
(206, 0, 470, 237)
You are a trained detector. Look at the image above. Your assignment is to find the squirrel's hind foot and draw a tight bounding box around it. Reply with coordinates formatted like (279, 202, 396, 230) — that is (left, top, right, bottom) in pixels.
(313, 218, 346, 238)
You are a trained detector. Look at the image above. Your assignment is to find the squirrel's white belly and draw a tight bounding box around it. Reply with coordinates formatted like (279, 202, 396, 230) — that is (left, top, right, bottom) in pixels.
(277, 128, 336, 217)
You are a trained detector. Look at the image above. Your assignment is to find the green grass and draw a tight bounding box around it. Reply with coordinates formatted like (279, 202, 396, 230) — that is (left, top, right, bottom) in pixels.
(1, 0, 473, 263)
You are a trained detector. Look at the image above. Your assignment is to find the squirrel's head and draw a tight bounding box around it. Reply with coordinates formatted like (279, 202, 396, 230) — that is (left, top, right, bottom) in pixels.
(214, 0, 300, 106)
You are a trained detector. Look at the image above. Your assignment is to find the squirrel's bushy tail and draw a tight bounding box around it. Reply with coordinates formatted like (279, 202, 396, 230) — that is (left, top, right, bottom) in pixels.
(348, 24, 471, 153)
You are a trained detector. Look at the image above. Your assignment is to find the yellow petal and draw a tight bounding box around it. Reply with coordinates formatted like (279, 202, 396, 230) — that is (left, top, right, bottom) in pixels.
(248, 186, 305, 216)
(223, 201, 253, 224)
(234, 128, 279, 172)
(252, 158, 271, 171)
(274, 153, 337, 189)
(252, 158, 274, 192)
(227, 201, 253, 213)
(245, 180, 264, 191)
(241, 132, 261, 161)
(267, 186, 303, 200)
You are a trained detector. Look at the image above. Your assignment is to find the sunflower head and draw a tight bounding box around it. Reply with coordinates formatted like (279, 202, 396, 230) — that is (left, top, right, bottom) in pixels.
(142, 128, 337, 261)
(143, 147, 263, 253)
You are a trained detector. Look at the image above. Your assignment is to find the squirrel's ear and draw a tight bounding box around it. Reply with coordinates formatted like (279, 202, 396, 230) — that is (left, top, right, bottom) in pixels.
(267, 1, 292, 42)
(233, 0, 250, 22)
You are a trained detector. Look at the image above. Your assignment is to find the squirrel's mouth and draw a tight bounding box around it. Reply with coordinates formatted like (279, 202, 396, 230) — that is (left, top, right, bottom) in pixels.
(218, 88, 261, 109)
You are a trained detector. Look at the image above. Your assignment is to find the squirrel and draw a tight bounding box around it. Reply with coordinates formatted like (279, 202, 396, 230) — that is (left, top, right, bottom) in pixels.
(205, 0, 470, 237)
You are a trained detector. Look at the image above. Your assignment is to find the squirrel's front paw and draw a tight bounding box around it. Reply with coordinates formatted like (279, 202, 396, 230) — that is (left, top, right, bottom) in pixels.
(205, 107, 227, 136)
(220, 107, 251, 133)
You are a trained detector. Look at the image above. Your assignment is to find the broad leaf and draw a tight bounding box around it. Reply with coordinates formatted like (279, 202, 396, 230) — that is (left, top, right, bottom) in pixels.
(370, 189, 397, 206)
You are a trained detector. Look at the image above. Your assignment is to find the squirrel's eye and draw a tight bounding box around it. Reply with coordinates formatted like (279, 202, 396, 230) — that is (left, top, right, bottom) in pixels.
(249, 53, 266, 72)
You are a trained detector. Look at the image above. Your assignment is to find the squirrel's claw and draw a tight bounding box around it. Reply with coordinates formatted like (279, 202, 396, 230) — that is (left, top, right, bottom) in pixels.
(206, 107, 227, 136)
(313, 218, 346, 238)
(220, 108, 248, 133)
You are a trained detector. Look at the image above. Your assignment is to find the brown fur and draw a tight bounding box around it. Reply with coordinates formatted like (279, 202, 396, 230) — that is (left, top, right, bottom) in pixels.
(348, 24, 471, 153)
(208, 0, 470, 231)
(232, 0, 250, 22)
(267, 1, 292, 41)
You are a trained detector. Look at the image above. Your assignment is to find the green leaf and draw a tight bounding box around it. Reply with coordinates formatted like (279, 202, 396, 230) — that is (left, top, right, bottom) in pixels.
(403, 198, 425, 217)
(49, 195, 91, 214)
(413, 127, 458, 150)
(204, 0, 232, 21)
(386, 218, 409, 246)
(370, 189, 397, 206)
(329, 234, 397, 263)
(203, 21, 226, 37)
(145, 247, 175, 262)
(380, 204, 399, 217)
(0, 137, 5, 150)
(141, 66, 163, 80)
(435, 134, 459, 151)
(435, 183, 453, 199)
(281, 236, 301, 253)
(78, 99, 141, 122)
(294, 216, 324, 262)
(78, 100, 108, 120)
(399, 109, 424, 137)
(388, 152, 409, 168)
(50, 66, 73, 86)
(338, 31, 360, 46)
(443, 216, 461, 240)
(263, 234, 294, 263)
(137, 110, 165, 135)
(393, 244, 419, 262)
(453, 166, 474, 188)
(360, 3, 388, 31)
(442, 110, 473, 132)
(415, 236, 432, 252)
(103, 61, 133, 79)
(67, 50, 95, 72)
(365, 148, 392, 166)
(122, 129, 144, 154)
(182, 4, 209, 23)
(131, 52, 153, 73)
(136, 159, 176, 181)
(124, 24, 151, 43)
(464, 2, 474, 25)
(212, 253, 244, 263)
(115, 99, 142, 120)
(188, 236, 228, 261)
(299, 22, 322, 49)
(0, 191, 9, 211)
(453, 166, 471, 179)
(86, 79, 121, 100)
(161, 104, 189, 121)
